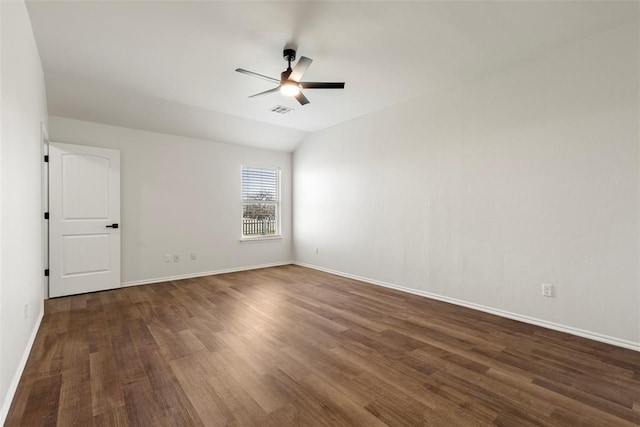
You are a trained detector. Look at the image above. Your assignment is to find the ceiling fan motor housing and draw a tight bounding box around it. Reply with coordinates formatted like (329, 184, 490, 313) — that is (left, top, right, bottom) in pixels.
(281, 70, 293, 82)
(283, 49, 296, 63)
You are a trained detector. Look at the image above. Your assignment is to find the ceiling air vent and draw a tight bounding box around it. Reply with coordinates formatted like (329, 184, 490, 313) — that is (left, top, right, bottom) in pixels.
(270, 105, 294, 115)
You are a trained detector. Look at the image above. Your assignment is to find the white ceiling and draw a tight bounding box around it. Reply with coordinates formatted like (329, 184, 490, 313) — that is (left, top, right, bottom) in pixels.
(26, 1, 639, 152)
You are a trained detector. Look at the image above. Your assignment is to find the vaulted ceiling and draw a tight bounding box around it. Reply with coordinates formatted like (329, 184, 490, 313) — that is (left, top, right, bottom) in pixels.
(26, 1, 639, 151)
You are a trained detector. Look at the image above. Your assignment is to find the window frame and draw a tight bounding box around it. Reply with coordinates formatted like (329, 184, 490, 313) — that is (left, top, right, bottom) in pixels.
(240, 164, 282, 242)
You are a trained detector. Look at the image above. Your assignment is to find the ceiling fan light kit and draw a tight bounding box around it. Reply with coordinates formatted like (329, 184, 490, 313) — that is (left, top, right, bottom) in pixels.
(236, 49, 345, 106)
(280, 81, 301, 96)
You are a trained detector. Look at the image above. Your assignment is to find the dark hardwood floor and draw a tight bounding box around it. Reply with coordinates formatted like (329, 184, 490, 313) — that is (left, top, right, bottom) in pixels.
(5, 265, 640, 426)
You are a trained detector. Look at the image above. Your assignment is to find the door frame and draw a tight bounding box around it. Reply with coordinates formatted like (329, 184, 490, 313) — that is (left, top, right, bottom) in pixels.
(40, 123, 49, 300)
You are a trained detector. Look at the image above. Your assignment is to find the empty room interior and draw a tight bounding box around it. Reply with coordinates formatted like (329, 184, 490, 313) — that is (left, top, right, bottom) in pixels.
(1, 0, 640, 425)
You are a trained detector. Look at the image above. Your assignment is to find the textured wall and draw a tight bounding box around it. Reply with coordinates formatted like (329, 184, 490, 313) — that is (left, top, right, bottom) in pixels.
(294, 24, 640, 347)
(50, 117, 293, 285)
(0, 0, 49, 421)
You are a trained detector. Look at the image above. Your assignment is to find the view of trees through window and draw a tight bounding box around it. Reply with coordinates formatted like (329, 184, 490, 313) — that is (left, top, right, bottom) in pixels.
(241, 166, 279, 237)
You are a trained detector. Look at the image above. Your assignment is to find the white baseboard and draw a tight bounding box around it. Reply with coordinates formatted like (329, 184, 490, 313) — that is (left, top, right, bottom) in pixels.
(121, 261, 294, 287)
(295, 262, 640, 352)
(0, 308, 45, 425)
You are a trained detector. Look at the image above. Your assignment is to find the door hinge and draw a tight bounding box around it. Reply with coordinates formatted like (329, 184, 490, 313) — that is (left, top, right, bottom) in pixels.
(44, 269, 49, 277)
(44, 155, 49, 162)
(44, 212, 49, 220)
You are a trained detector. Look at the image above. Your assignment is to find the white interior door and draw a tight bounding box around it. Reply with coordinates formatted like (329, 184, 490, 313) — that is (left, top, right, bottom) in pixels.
(49, 142, 121, 298)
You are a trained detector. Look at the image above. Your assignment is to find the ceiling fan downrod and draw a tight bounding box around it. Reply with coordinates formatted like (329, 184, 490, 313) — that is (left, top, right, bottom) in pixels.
(282, 49, 296, 80)
(283, 49, 296, 66)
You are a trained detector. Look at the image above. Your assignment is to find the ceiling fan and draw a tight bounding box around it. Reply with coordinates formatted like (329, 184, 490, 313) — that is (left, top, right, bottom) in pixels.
(235, 49, 345, 106)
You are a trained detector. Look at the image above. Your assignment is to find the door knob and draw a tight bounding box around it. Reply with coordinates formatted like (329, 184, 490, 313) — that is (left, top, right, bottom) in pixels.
(106, 223, 119, 229)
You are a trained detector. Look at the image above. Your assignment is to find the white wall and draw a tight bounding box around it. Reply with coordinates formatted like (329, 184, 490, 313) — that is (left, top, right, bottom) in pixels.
(49, 117, 293, 285)
(0, 0, 49, 421)
(294, 23, 640, 349)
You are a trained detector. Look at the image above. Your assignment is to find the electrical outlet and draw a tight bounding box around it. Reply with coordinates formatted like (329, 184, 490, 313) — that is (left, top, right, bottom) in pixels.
(542, 283, 554, 297)
(23, 304, 28, 319)
(173, 254, 180, 262)
(165, 254, 172, 263)
(190, 252, 197, 260)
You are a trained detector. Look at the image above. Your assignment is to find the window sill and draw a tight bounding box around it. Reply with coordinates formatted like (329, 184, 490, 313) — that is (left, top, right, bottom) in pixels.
(239, 235, 283, 243)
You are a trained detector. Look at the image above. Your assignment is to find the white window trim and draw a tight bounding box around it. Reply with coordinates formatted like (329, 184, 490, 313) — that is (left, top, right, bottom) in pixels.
(239, 235, 283, 243)
(240, 164, 282, 241)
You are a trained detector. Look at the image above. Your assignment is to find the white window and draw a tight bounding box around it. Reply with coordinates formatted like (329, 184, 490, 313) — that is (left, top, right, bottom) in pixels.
(241, 165, 281, 239)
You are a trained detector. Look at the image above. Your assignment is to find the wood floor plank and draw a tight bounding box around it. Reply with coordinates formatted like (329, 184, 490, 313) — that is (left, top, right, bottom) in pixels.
(91, 405, 128, 427)
(213, 346, 288, 414)
(9, 374, 62, 427)
(169, 355, 233, 426)
(55, 364, 92, 426)
(5, 265, 640, 426)
(89, 351, 125, 416)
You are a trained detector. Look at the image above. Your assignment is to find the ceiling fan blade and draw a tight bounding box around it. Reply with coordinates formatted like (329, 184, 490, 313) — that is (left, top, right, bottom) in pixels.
(289, 56, 313, 82)
(236, 68, 280, 84)
(300, 82, 345, 89)
(294, 91, 310, 105)
(249, 87, 280, 98)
